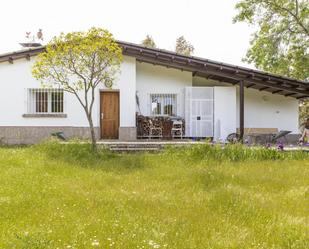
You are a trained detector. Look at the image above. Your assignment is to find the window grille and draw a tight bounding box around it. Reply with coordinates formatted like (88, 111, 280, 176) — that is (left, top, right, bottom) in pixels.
(27, 88, 64, 114)
(150, 94, 177, 116)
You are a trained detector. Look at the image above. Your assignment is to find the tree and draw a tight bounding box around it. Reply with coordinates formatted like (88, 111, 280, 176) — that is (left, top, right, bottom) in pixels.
(141, 35, 156, 48)
(32, 28, 123, 151)
(233, 0, 308, 80)
(234, 0, 309, 123)
(175, 36, 194, 56)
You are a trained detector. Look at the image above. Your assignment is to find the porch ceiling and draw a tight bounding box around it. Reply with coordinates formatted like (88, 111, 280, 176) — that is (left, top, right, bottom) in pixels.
(1, 40, 308, 99)
(118, 41, 309, 100)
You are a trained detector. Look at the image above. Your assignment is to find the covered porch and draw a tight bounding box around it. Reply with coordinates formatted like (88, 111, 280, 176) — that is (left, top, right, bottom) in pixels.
(120, 41, 308, 143)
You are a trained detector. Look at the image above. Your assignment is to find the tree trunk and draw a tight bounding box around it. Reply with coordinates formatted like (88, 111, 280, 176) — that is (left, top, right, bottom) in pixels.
(87, 113, 97, 152)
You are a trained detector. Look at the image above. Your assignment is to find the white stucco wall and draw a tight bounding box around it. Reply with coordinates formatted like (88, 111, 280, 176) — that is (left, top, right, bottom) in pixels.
(118, 56, 136, 127)
(96, 56, 136, 128)
(194, 77, 299, 136)
(0, 55, 300, 138)
(136, 62, 192, 117)
(0, 56, 136, 128)
(214, 87, 237, 141)
(193, 76, 231, 87)
(236, 88, 299, 134)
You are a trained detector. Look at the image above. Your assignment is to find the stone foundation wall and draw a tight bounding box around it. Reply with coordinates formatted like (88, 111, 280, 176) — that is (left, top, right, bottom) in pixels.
(285, 134, 301, 144)
(0, 126, 100, 145)
(244, 133, 301, 145)
(119, 127, 137, 141)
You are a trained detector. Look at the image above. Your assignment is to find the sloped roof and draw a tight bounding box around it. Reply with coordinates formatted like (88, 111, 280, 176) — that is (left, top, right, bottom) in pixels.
(1, 41, 308, 99)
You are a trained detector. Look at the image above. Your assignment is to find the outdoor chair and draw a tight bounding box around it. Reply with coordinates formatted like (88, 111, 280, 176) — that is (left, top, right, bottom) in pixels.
(148, 119, 162, 139)
(171, 120, 183, 139)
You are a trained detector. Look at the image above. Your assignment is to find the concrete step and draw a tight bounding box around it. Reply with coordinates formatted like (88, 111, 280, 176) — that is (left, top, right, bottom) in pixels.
(107, 143, 163, 152)
(109, 144, 162, 149)
(97, 140, 203, 152)
(110, 147, 161, 152)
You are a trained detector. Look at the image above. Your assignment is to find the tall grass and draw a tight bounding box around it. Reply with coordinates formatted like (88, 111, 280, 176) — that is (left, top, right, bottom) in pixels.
(165, 143, 309, 162)
(33, 140, 309, 164)
(32, 140, 147, 172)
(34, 140, 115, 164)
(0, 141, 308, 248)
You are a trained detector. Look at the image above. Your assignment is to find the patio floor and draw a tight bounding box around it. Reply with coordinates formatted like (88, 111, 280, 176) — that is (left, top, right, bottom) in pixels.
(97, 139, 203, 145)
(97, 139, 205, 152)
(96, 139, 309, 152)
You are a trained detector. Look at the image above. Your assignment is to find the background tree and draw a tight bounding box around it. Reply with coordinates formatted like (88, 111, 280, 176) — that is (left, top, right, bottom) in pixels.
(234, 0, 309, 124)
(141, 35, 156, 48)
(175, 36, 194, 56)
(32, 28, 123, 151)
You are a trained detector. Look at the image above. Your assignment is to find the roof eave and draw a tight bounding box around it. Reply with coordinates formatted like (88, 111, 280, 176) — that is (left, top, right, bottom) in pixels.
(0, 41, 308, 99)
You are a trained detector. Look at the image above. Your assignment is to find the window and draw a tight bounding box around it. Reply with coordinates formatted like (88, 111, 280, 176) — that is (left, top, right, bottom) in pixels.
(27, 89, 64, 114)
(150, 94, 177, 116)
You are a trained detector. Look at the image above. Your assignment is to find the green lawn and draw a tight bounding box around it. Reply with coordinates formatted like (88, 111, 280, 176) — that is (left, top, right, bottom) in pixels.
(0, 142, 308, 249)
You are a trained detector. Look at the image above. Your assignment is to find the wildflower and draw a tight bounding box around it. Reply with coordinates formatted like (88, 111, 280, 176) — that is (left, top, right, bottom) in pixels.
(149, 240, 160, 248)
(277, 141, 284, 151)
(91, 240, 100, 246)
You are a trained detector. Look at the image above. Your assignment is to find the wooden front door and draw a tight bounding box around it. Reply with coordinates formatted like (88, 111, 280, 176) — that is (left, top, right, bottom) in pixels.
(100, 91, 119, 139)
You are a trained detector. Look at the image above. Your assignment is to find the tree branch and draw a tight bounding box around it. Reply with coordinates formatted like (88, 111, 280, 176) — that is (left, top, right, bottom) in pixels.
(295, 0, 299, 17)
(265, 0, 309, 36)
(49, 65, 86, 110)
(89, 52, 96, 87)
(88, 85, 96, 116)
(66, 52, 90, 86)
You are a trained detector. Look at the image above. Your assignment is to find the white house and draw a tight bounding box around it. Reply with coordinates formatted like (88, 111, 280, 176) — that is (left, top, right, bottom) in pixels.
(0, 41, 308, 144)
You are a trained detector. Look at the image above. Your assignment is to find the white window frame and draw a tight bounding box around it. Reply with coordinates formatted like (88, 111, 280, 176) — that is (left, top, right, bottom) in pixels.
(26, 88, 65, 114)
(150, 93, 177, 116)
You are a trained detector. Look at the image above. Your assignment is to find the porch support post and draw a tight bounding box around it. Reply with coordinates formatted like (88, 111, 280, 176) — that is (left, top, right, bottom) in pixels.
(239, 80, 245, 142)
